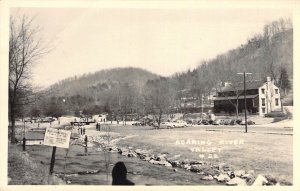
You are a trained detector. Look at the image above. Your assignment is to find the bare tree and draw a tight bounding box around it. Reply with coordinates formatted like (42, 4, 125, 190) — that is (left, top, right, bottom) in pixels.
(144, 78, 175, 128)
(9, 14, 49, 143)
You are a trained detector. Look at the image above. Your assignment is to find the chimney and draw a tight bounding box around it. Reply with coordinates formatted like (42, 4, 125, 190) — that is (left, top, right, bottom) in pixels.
(266, 77, 271, 82)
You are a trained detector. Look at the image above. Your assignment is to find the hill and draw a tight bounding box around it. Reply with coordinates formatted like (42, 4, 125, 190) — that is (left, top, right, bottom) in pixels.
(46, 67, 160, 97)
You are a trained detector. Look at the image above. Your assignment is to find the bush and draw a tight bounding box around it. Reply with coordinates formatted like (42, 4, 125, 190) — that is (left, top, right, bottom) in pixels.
(265, 111, 287, 118)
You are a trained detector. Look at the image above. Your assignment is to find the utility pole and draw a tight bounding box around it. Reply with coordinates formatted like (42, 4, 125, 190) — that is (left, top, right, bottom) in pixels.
(201, 94, 204, 118)
(237, 72, 252, 133)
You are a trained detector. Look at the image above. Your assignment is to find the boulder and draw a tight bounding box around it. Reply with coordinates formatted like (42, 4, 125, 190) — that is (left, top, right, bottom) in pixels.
(241, 173, 253, 180)
(234, 170, 245, 177)
(190, 160, 204, 165)
(226, 177, 247, 186)
(252, 174, 268, 186)
(164, 162, 172, 167)
(201, 175, 214, 181)
(216, 173, 230, 182)
(170, 160, 181, 167)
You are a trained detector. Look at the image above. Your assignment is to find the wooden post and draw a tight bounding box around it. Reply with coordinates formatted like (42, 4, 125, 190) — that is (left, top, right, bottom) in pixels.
(49, 146, 57, 175)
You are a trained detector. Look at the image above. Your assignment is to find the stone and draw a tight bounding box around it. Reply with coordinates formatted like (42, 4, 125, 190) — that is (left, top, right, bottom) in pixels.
(252, 174, 268, 186)
(190, 160, 204, 165)
(241, 173, 253, 180)
(127, 152, 137, 157)
(67, 180, 72, 184)
(226, 177, 247, 186)
(173, 169, 177, 172)
(171, 160, 181, 167)
(201, 175, 214, 181)
(164, 162, 172, 167)
(216, 173, 230, 182)
(190, 165, 202, 173)
(234, 170, 245, 177)
(144, 156, 151, 161)
(182, 164, 191, 170)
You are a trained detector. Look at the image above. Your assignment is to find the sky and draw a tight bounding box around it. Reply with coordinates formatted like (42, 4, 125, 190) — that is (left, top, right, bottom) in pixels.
(10, 7, 292, 88)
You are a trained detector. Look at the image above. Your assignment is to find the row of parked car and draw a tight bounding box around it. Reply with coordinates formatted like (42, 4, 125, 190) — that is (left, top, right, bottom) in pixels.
(187, 118, 255, 125)
(132, 118, 255, 127)
(24, 117, 56, 123)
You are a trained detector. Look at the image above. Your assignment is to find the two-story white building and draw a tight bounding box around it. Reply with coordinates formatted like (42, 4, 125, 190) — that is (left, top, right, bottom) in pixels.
(213, 77, 281, 116)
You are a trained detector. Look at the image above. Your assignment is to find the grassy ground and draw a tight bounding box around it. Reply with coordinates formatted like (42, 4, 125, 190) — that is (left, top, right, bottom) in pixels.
(105, 124, 293, 184)
(7, 142, 64, 185)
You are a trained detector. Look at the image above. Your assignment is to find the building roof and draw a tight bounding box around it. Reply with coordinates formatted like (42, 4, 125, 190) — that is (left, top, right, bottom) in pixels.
(219, 80, 265, 92)
(213, 94, 258, 101)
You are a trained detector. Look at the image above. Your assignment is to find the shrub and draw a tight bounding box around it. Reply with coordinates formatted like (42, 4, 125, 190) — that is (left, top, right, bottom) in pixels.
(265, 112, 287, 118)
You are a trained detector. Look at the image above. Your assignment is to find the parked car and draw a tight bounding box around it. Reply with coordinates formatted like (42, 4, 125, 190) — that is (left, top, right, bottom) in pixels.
(223, 119, 231, 125)
(161, 122, 175, 129)
(213, 119, 225, 125)
(240, 120, 255, 125)
(173, 120, 188, 128)
(229, 119, 237, 125)
(201, 119, 210, 125)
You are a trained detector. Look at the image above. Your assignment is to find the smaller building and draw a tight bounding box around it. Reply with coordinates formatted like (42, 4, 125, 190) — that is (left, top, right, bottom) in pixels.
(213, 77, 281, 116)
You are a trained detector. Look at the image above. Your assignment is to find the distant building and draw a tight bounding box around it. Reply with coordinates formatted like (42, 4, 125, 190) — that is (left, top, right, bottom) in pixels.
(213, 77, 281, 116)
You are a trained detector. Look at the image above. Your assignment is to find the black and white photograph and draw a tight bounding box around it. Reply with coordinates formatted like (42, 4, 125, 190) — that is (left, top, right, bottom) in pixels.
(0, 0, 299, 190)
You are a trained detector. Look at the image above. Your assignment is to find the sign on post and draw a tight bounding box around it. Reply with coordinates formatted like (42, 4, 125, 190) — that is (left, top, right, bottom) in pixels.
(44, 128, 71, 148)
(44, 128, 71, 175)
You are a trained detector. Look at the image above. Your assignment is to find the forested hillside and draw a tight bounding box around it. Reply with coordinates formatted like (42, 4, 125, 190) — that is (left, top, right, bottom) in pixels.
(46, 67, 160, 97)
(171, 19, 293, 100)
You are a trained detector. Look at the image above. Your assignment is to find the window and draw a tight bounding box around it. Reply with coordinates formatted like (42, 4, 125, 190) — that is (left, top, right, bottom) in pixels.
(261, 98, 266, 106)
(261, 88, 265, 94)
(275, 98, 279, 106)
(262, 108, 266, 113)
(275, 89, 279, 94)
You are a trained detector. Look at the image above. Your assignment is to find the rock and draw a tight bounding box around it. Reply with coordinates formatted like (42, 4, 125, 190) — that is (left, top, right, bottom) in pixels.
(121, 151, 129, 156)
(265, 175, 277, 185)
(182, 164, 191, 170)
(219, 163, 230, 171)
(275, 182, 280, 186)
(157, 154, 167, 161)
(134, 149, 143, 155)
(252, 174, 268, 186)
(127, 152, 137, 157)
(190, 160, 204, 165)
(241, 173, 253, 180)
(164, 162, 172, 167)
(201, 175, 214, 181)
(170, 160, 181, 167)
(216, 173, 230, 182)
(144, 156, 151, 161)
(182, 159, 190, 164)
(67, 180, 72, 184)
(234, 170, 245, 177)
(190, 165, 202, 173)
(173, 169, 178, 172)
(226, 177, 247, 186)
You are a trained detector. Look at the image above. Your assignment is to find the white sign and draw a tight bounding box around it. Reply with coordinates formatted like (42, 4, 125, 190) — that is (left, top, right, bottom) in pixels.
(43, 128, 71, 148)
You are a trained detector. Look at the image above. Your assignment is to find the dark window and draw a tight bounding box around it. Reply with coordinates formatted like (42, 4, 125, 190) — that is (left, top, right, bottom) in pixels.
(261, 98, 266, 106)
(261, 89, 265, 94)
(275, 89, 279, 94)
(275, 98, 279, 106)
(262, 108, 266, 113)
